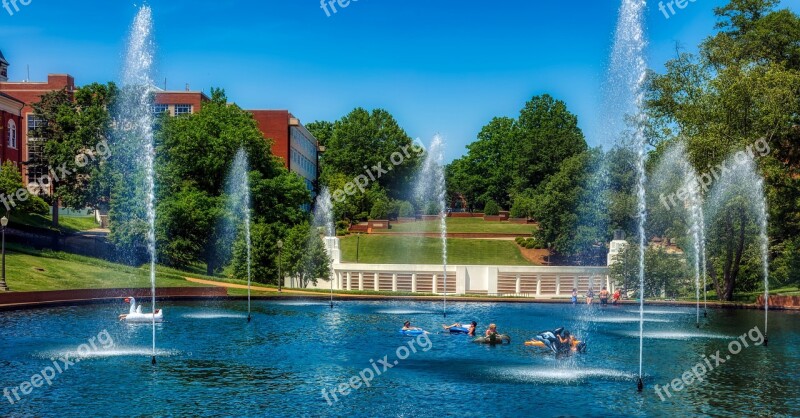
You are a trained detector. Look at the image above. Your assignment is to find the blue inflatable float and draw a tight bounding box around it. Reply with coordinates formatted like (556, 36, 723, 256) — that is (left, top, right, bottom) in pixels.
(399, 329, 426, 336)
(447, 326, 470, 334)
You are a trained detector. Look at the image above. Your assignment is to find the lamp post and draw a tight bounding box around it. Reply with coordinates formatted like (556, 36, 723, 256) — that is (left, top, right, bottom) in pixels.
(277, 240, 283, 292)
(356, 233, 361, 264)
(0, 216, 7, 291)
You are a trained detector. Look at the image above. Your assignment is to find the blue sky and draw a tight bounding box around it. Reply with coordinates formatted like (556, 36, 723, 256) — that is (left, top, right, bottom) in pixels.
(2, 0, 798, 162)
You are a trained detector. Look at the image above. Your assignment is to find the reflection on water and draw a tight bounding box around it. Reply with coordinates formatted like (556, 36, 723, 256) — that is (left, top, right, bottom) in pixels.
(0, 300, 798, 417)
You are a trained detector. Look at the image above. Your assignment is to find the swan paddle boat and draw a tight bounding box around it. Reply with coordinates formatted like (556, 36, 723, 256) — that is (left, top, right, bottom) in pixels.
(119, 297, 164, 323)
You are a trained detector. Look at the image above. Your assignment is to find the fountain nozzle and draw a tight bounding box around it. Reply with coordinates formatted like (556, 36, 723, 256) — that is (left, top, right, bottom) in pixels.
(247, 315, 251, 323)
(637, 377, 643, 392)
(696, 323, 700, 329)
(704, 310, 707, 318)
(151, 356, 157, 366)
(764, 335, 769, 347)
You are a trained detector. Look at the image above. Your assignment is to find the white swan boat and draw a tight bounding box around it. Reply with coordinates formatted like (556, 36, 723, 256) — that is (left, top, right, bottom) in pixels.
(119, 297, 164, 323)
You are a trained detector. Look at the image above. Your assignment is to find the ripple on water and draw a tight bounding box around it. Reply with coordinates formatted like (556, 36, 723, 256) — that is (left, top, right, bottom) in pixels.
(375, 309, 436, 315)
(582, 316, 672, 323)
(494, 367, 637, 384)
(272, 301, 331, 307)
(35, 348, 181, 360)
(614, 330, 732, 340)
(182, 313, 247, 319)
(623, 309, 692, 315)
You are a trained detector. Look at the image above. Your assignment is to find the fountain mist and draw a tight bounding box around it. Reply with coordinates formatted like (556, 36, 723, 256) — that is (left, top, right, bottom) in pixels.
(605, 0, 648, 390)
(225, 148, 252, 321)
(706, 155, 770, 341)
(650, 142, 707, 328)
(313, 187, 336, 308)
(415, 135, 448, 317)
(116, 6, 158, 364)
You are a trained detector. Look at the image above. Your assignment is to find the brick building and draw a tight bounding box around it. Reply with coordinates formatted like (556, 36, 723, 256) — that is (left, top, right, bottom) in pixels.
(0, 92, 24, 166)
(0, 49, 75, 184)
(249, 110, 319, 196)
(152, 88, 209, 116)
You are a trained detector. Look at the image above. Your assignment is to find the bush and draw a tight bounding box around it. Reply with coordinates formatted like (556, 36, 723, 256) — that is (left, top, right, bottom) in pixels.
(424, 202, 440, 216)
(370, 199, 391, 220)
(394, 200, 415, 218)
(335, 220, 350, 236)
(510, 196, 535, 219)
(484, 200, 500, 216)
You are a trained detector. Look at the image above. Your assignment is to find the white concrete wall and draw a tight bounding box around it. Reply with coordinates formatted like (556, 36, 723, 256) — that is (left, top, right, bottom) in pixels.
(294, 262, 611, 298)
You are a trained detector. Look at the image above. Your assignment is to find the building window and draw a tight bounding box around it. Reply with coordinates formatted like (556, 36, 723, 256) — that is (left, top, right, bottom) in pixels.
(7, 120, 17, 149)
(26, 115, 47, 182)
(152, 104, 169, 116)
(174, 104, 192, 116)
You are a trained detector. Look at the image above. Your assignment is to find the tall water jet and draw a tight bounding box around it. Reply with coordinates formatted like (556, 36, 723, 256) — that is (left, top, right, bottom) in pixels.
(706, 154, 770, 344)
(650, 142, 707, 328)
(115, 6, 158, 365)
(604, 0, 648, 391)
(415, 135, 447, 317)
(225, 148, 252, 321)
(314, 187, 338, 308)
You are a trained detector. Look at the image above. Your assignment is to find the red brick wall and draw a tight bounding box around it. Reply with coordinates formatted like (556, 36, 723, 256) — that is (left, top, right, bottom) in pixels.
(153, 92, 206, 112)
(250, 110, 290, 168)
(0, 74, 76, 182)
(0, 110, 22, 165)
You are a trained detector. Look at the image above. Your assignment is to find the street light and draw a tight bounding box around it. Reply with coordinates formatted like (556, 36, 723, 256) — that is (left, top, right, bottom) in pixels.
(277, 240, 283, 292)
(356, 233, 361, 264)
(1, 216, 8, 291)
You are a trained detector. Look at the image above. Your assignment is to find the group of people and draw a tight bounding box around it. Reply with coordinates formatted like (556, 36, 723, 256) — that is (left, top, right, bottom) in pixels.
(403, 321, 583, 353)
(531, 327, 586, 353)
(571, 286, 621, 306)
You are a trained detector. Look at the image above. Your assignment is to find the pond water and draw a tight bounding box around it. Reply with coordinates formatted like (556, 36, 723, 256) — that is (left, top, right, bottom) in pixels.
(1, 300, 798, 417)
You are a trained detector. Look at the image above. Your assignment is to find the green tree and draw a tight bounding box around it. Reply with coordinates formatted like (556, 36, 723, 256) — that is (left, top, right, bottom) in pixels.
(110, 88, 310, 273)
(646, 0, 800, 297)
(0, 161, 48, 215)
(319, 108, 421, 203)
(514, 95, 587, 195)
(610, 244, 691, 299)
(30, 83, 117, 224)
(281, 223, 331, 288)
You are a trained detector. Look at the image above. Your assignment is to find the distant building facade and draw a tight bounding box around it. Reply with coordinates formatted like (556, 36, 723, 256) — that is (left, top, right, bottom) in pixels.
(249, 110, 319, 196)
(0, 49, 75, 185)
(152, 88, 209, 117)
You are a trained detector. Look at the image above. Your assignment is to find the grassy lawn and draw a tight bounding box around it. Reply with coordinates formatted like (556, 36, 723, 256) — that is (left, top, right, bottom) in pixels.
(339, 235, 534, 265)
(8, 212, 100, 234)
(386, 217, 536, 235)
(3, 244, 208, 292)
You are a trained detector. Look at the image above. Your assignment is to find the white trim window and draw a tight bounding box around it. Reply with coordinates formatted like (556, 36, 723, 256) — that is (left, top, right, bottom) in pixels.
(152, 104, 169, 116)
(174, 104, 192, 116)
(7, 119, 17, 149)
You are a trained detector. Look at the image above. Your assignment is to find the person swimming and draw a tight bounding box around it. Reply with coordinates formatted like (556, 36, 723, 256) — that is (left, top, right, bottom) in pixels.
(485, 323, 499, 337)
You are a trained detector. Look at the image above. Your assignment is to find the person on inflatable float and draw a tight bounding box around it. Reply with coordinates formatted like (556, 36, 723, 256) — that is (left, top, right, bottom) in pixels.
(485, 323, 500, 337)
(403, 321, 423, 332)
(442, 321, 477, 336)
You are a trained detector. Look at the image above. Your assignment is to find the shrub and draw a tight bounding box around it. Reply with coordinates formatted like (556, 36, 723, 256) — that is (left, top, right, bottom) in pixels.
(483, 200, 500, 216)
(370, 199, 391, 220)
(395, 200, 415, 218)
(510, 196, 535, 219)
(424, 202, 440, 216)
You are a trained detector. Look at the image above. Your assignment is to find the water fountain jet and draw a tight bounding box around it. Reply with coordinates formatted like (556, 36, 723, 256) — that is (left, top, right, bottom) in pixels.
(604, 0, 648, 390)
(225, 149, 253, 322)
(415, 135, 448, 318)
(116, 5, 158, 364)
